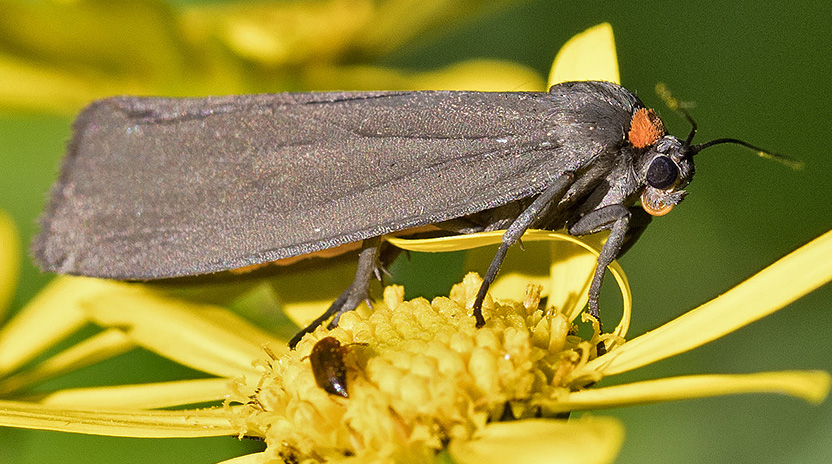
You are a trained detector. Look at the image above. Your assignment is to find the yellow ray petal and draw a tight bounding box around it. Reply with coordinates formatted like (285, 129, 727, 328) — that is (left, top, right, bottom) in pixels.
(83, 288, 278, 378)
(548, 23, 620, 87)
(448, 417, 623, 464)
(0, 329, 135, 396)
(0, 400, 241, 437)
(0, 210, 20, 320)
(0, 277, 123, 375)
(576, 229, 832, 378)
(35, 378, 241, 410)
(386, 230, 506, 253)
(545, 371, 831, 413)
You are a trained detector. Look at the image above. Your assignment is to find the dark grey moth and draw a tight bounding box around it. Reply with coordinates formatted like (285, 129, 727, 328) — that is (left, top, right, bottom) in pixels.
(32, 80, 775, 349)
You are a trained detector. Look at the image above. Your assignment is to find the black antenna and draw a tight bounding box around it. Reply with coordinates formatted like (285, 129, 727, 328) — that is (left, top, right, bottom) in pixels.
(655, 82, 804, 170)
(655, 82, 698, 145)
(691, 138, 804, 170)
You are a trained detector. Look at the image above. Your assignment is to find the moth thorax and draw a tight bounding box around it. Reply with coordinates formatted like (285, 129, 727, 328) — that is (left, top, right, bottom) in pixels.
(628, 108, 666, 149)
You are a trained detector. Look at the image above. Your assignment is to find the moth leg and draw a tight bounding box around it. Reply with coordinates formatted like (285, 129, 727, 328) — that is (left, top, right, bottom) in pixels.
(472, 172, 575, 326)
(288, 236, 382, 349)
(618, 207, 652, 257)
(567, 205, 632, 323)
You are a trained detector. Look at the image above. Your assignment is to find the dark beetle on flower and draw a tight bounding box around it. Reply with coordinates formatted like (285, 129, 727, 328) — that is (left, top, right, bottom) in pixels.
(309, 337, 351, 398)
(32, 81, 789, 349)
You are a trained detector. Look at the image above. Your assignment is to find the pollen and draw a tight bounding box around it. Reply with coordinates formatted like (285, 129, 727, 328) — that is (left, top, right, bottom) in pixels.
(231, 273, 598, 463)
(628, 108, 666, 149)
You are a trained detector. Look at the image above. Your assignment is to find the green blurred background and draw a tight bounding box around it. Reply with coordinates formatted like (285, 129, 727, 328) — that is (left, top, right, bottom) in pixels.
(1, 0, 830, 463)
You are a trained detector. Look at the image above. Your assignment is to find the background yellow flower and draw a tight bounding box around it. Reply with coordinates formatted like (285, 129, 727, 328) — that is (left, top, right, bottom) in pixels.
(0, 1, 830, 464)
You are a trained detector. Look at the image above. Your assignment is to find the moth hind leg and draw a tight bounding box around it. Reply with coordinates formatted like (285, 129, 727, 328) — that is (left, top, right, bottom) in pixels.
(567, 204, 631, 320)
(567, 205, 644, 355)
(288, 236, 382, 349)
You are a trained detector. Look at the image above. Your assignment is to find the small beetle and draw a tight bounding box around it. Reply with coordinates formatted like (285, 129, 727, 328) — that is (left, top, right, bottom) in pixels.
(309, 337, 350, 398)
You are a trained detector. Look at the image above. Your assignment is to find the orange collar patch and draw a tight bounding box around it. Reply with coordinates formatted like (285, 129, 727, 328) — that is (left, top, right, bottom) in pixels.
(628, 108, 666, 149)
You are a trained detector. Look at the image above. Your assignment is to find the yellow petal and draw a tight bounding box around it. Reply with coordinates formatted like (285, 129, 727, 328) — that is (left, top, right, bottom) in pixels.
(545, 371, 831, 413)
(386, 230, 509, 253)
(0, 277, 122, 375)
(0, 210, 20, 320)
(36, 378, 240, 410)
(0, 399, 240, 437)
(0, 329, 135, 396)
(577, 229, 832, 378)
(83, 287, 278, 378)
(548, 23, 620, 87)
(448, 417, 623, 464)
(389, 231, 562, 303)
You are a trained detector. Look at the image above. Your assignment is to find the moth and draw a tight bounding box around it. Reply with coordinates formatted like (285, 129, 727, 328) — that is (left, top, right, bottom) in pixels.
(33, 80, 783, 348)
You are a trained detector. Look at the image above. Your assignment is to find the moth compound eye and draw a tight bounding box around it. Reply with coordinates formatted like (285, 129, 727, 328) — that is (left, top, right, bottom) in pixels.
(646, 156, 679, 189)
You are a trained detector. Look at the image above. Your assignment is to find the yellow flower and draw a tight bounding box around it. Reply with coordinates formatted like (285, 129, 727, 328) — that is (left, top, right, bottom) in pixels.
(237, 273, 625, 463)
(0, 19, 830, 464)
(1, 224, 830, 463)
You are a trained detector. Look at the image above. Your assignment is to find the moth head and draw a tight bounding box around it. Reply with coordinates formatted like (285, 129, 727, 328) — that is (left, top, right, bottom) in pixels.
(628, 104, 801, 217)
(638, 135, 695, 216)
(628, 108, 694, 217)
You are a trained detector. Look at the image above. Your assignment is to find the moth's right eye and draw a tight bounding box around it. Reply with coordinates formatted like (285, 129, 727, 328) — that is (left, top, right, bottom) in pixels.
(646, 155, 679, 190)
